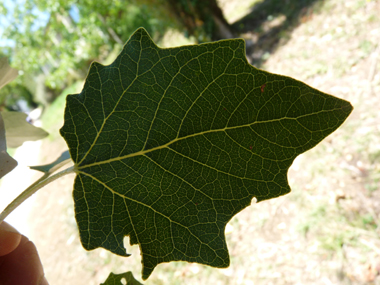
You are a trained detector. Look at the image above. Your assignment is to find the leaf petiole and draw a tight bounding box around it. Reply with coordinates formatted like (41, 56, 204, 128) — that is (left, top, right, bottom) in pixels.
(0, 165, 75, 224)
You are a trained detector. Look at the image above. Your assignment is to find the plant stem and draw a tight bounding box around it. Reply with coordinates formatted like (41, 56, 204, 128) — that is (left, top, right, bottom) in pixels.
(0, 166, 75, 224)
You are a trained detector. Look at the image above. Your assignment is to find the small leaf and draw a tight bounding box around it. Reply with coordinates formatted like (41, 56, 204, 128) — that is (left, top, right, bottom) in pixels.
(0, 113, 17, 179)
(101, 272, 143, 285)
(60, 28, 353, 280)
(30, 150, 71, 173)
(0, 57, 18, 89)
(1, 111, 49, 148)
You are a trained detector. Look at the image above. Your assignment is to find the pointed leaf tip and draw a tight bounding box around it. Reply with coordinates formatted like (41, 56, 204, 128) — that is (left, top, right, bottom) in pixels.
(60, 28, 352, 279)
(0, 113, 17, 179)
(0, 57, 18, 89)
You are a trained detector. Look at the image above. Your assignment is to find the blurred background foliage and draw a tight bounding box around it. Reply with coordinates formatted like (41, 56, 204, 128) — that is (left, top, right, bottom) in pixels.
(0, 0, 174, 110)
(0, 0, 237, 111)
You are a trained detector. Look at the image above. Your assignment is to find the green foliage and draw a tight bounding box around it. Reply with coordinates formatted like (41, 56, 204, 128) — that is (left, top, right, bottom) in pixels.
(59, 28, 352, 280)
(0, 83, 37, 111)
(1, 0, 174, 95)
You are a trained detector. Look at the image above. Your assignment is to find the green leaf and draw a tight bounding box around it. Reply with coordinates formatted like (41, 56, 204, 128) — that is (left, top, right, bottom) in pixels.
(0, 58, 20, 178)
(0, 113, 17, 179)
(60, 28, 352, 280)
(30, 150, 71, 173)
(1, 111, 49, 148)
(0, 57, 18, 89)
(101, 272, 143, 285)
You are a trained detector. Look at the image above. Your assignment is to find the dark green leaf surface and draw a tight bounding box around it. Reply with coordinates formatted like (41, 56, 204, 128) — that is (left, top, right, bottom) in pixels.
(100, 271, 143, 285)
(60, 28, 352, 280)
(100, 271, 142, 285)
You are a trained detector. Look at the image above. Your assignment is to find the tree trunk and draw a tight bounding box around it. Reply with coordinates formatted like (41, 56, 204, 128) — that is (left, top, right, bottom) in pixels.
(167, 0, 234, 41)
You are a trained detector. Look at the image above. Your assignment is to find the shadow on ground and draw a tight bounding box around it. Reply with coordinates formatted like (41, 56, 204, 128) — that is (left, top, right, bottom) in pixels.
(232, 0, 324, 66)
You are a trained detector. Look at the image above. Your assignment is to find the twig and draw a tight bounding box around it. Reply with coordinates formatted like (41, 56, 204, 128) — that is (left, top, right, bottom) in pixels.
(0, 166, 75, 224)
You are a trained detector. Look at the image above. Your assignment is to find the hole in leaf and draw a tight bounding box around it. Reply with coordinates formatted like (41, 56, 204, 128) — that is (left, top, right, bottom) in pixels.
(123, 235, 141, 261)
(123, 235, 130, 250)
(120, 277, 127, 285)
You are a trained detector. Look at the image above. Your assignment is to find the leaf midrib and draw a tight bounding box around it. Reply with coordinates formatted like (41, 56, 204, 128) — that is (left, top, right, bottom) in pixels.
(75, 108, 335, 171)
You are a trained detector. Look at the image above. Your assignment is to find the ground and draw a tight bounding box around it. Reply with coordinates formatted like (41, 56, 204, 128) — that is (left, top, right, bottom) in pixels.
(6, 0, 380, 284)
